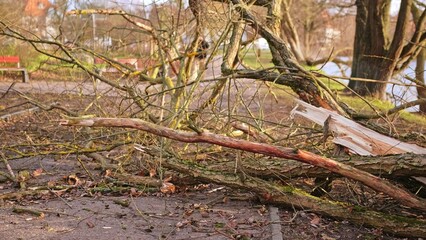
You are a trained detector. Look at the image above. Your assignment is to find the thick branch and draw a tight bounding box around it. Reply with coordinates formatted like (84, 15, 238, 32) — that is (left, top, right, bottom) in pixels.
(221, 22, 245, 75)
(280, 0, 305, 63)
(388, 0, 412, 62)
(240, 153, 426, 179)
(397, 3, 426, 68)
(226, 0, 345, 113)
(60, 117, 426, 211)
(161, 157, 426, 238)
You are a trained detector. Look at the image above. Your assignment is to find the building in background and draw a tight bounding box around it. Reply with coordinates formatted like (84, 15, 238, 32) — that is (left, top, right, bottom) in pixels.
(23, 0, 55, 37)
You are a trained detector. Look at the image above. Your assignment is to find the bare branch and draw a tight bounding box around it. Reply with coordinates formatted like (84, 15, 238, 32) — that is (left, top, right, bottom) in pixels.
(396, 1, 426, 69)
(66, 9, 154, 33)
(388, 0, 412, 62)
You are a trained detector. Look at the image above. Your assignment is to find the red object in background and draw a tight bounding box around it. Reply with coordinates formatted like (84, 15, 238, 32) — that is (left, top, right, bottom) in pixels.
(0, 56, 20, 63)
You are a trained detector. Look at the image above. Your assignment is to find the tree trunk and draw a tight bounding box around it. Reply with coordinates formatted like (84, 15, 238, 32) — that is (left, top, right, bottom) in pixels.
(416, 45, 426, 114)
(349, 0, 411, 100)
(160, 157, 426, 238)
(213, 153, 426, 179)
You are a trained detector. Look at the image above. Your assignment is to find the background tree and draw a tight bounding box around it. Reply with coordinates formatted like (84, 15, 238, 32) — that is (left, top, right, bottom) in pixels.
(280, 0, 355, 65)
(0, 1, 24, 56)
(416, 48, 426, 113)
(412, 1, 426, 114)
(348, 0, 426, 100)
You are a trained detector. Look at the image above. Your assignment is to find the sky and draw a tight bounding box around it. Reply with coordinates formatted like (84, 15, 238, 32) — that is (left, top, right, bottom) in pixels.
(62, 0, 408, 15)
(391, 0, 401, 15)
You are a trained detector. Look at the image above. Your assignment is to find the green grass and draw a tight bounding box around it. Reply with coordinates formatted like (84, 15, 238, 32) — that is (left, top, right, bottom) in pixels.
(240, 50, 274, 69)
(339, 95, 426, 125)
(25, 54, 51, 72)
(317, 76, 346, 91)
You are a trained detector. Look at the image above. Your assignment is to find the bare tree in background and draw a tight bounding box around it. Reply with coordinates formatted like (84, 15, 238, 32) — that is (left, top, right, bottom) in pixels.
(412, 1, 426, 114)
(348, 0, 426, 100)
(280, 0, 355, 65)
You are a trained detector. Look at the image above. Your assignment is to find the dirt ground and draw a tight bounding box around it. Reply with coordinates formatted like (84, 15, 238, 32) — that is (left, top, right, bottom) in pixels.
(0, 150, 403, 240)
(1, 75, 425, 239)
(0, 154, 397, 240)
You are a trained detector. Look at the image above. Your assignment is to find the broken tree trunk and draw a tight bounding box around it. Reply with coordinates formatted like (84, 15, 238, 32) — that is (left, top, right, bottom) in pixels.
(225, 153, 426, 179)
(292, 99, 426, 185)
(292, 100, 426, 155)
(159, 156, 426, 238)
(60, 117, 426, 211)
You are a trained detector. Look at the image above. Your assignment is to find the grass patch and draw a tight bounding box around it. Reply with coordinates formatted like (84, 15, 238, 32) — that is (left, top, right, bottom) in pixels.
(240, 50, 274, 69)
(339, 95, 426, 126)
(317, 76, 346, 91)
(303, 65, 347, 91)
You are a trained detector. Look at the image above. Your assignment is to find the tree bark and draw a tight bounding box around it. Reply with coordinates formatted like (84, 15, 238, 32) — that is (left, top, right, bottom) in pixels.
(416, 49, 426, 113)
(349, 0, 413, 100)
(237, 153, 426, 179)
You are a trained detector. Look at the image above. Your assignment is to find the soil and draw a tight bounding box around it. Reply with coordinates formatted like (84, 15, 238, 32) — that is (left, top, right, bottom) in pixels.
(1, 73, 425, 240)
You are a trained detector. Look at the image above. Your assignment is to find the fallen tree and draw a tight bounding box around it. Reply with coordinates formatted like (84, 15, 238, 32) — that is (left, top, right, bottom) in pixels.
(60, 115, 426, 237)
(160, 155, 426, 238)
(2, 1, 426, 237)
(215, 153, 426, 179)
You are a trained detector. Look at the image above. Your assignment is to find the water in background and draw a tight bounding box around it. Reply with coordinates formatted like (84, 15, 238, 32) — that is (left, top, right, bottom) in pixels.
(318, 59, 425, 112)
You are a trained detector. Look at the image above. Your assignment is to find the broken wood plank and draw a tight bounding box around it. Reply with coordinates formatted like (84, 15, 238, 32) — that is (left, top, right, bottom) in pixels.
(291, 100, 426, 156)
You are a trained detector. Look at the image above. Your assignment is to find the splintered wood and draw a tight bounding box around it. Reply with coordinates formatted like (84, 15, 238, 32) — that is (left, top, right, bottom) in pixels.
(292, 100, 426, 185)
(291, 99, 426, 156)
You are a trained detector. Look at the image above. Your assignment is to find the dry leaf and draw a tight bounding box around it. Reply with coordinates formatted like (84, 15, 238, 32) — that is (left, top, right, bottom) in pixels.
(184, 209, 194, 216)
(257, 205, 267, 215)
(160, 182, 176, 194)
(229, 130, 244, 137)
(149, 168, 156, 177)
(130, 187, 140, 197)
(104, 169, 112, 177)
(47, 180, 56, 188)
(194, 153, 208, 161)
(176, 219, 190, 228)
(200, 210, 209, 218)
(310, 215, 321, 225)
(32, 168, 43, 177)
(64, 174, 80, 186)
